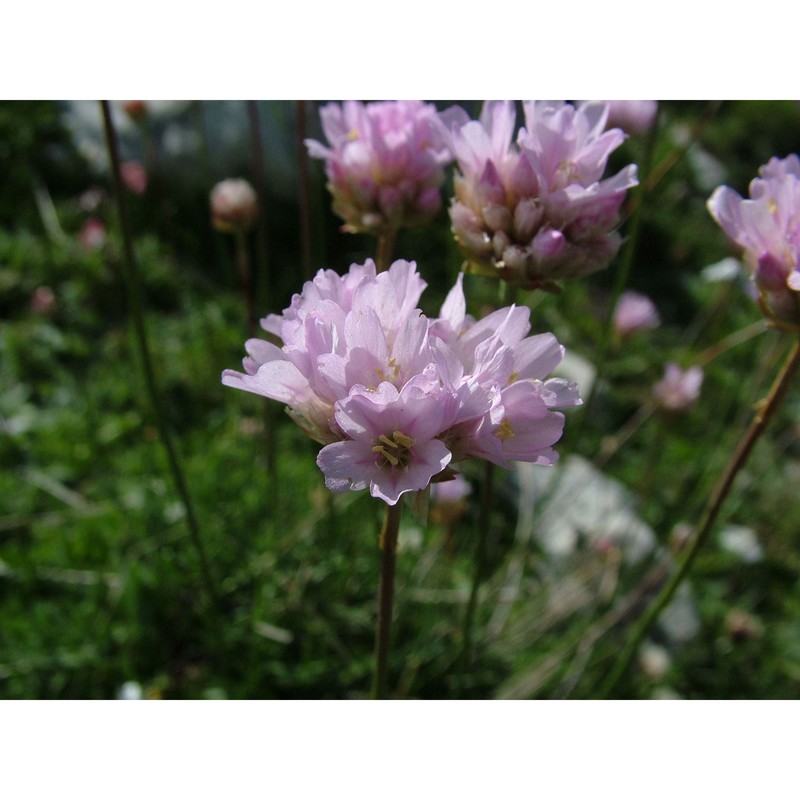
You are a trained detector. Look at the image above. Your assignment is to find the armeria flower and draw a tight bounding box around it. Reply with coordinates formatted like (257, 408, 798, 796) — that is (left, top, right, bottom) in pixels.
(317, 381, 453, 505)
(210, 178, 259, 234)
(652, 363, 703, 411)
(707, 155, 800, 328)
(305, 101, 457, 236)
(442, 101, 638, 288)
(613, 290, 661, 337)
(604, 101, 658, 136)
(223, 259, 580, 504)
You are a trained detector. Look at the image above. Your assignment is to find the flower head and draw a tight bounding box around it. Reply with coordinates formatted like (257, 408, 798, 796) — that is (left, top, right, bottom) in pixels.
(653, 363, 703, 411)
(223, 259, 580, 504)
(443, 101, 638, 288)
(306, 101, 455, 236)
(613, 290, 661, 337)
(708, 155, 800, 328)
(210, 178, 258, 233)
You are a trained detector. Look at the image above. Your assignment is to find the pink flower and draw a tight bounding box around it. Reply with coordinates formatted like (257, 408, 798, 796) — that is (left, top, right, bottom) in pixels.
(442, 101, 638, 288)
(605, 101, 658, 135)
(317, 381, 453, 505)
(306, 101, 456, 235)
(653, 363, 703, 411)
(210, 178, 258, 233)
(78, 217, 106, 250)
(707, 155, 800, 328)
(121, 161, 147, 195)
(223, 259, 580, 504)
(613, 290, 661, 337)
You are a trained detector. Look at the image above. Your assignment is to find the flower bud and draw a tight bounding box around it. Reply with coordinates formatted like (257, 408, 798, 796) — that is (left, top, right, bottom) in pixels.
(210, 179, 259, 234)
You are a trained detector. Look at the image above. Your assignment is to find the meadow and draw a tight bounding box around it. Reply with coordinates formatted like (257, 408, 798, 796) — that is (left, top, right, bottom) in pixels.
(2, 99, 800, 699)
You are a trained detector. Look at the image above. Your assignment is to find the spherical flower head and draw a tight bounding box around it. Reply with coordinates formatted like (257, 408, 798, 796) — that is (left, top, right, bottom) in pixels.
(613, 290, 661, 337)
(210, 178, 259, 234)
(652, 363, 703, 411)
(443, 101, 638, 289)
(305, 101, 454, 236)
(223, 259, 581, 505)
(604, 101, 658, 136)
(707, 155, 800, 329)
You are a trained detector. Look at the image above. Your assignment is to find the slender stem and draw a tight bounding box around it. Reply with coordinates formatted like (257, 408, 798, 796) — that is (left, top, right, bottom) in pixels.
(372, 501, 404, 699)
(598, 336, 800, 698)
(579, 107, 660, 434)
(460, 460, 494, 677)
(234, 232, 256, 339)
(100, 101, 221, 611)
(375, 228, 397, 273)
(295, 100, 314, 281)
(246, 101, 271, 313)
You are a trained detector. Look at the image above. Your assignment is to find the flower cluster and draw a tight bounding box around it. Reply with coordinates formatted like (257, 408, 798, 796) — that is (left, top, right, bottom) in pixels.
(305, 101, 456, 236)
(707, 155, 800, 328)
(222, 260, 580, 505)
(442, 101, 638, 288)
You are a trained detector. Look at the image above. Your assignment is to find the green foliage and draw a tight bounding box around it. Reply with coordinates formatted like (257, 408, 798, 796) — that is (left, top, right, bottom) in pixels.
(3, 101, 800, 699)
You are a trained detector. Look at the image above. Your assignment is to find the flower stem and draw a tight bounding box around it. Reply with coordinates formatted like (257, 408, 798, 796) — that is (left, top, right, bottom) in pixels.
(372, 500, 404, 699)
(598, 336, 800, 698)
(246, 101, 271, 315)
(578, 107, 660, 435)
(295, 100, 314, 282)
(375, 228, 397, 273)
(459, 460, 494, 680)
(234, 232, 257, 339)
(100, 101, 221, 612)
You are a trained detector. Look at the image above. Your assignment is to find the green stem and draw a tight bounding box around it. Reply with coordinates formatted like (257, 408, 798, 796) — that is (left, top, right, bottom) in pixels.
(295, 100, 314, 282)
(579, 106, 661, 434)
(100, 101, 221, 612)
(234, 232, 256, 339)
(372, 501, 404, 699)
(246, 101, 271, 315)
(598, 336, 800, 698)
(375, 228, 397, 273)
(460, 460, 494, 677)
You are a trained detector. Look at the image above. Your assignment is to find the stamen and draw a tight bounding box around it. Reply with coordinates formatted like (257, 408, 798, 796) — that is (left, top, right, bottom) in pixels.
(379, 434, 399, 448)
(495, 419, 515, 442)
(372, 445, 399, 466)
(392, 431, 415, 447)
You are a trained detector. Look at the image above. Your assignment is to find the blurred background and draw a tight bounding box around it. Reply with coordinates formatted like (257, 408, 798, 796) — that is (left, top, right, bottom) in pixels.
(3, 99, 800, 698)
